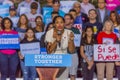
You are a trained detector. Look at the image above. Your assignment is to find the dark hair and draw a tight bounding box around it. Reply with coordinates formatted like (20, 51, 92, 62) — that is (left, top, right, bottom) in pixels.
(53, 16, 65, 24)
(2, 17, 13, 30)
(64, 14, 74, 20)
(24, 27, 36, 39)
(97, 0, 106, 3)
(17, 14, 29, 28)
(109, 11, 120, 25)
(82, 26, 95, 45)
(51, 11, 59, 15)
(52, 0, 60, 4)
(88, 9, 97, 15)
(69, 9, 76, 13)
(46, 22, 53, 32)
(30, 2, 38, 9)
(35, 16, 44, 31)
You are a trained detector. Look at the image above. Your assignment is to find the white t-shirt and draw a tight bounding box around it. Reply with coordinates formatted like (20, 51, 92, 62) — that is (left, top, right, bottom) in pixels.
(26, 13, 42, 28)
(45, 29, 73, 54)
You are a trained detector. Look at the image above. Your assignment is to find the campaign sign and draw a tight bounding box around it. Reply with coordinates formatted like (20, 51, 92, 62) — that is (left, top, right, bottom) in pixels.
(35, 32, 45, 40)
(73, 24, 82, 33)
(74, 34, 81, 47)
(94, 44, 120, 61)
(40, 48, 47, 54)
(60, 1, 76, 13)
(20, 42, 40, 56)
(0, 4, 9, 17)
(0, 35, 19, 49)
(20, 7, 30, 15)
(25, 54, 72, 67)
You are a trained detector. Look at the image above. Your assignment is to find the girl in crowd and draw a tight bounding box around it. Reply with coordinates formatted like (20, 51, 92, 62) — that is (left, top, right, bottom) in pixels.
(110, 11, 120, 39)
(110, 11, 120, 80)
(97, 20, 117, 80)
(15, 14, 29, 40)
(18, 27, 39, 80)
(0, 17, 19, 80)
(80, 26, 95, 80)
(45, 16, 75, 80)
(34, 16, 44, 32)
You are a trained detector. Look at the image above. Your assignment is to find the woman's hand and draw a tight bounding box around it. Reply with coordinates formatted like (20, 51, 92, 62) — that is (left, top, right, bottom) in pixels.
(115, 61, 120, 66)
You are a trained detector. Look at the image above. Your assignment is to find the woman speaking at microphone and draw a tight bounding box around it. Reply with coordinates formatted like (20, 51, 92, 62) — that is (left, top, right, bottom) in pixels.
(36, 16, 75, 80)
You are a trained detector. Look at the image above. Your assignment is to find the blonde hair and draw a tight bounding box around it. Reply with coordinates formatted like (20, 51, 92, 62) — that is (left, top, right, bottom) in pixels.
(102, 20, 114, 32)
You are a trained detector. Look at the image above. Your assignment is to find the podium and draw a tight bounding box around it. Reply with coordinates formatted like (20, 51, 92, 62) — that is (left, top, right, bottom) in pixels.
(36, 67, 59, 80)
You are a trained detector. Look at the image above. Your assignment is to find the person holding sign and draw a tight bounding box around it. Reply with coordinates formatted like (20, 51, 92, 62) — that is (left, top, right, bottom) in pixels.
(96, 20, 117, 80)
(0, 17, 19, 80)
(45, 16, 75, 80)
(80, 26, 95, 80)
(19, 27, 40, 80)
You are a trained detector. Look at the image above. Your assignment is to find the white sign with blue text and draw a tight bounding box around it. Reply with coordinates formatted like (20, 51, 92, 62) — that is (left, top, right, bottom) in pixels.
(25, 54, 72, 67)
(74, 34, 81, 47)
(20, 42, 40, 56)
(0, 35, 19, 49)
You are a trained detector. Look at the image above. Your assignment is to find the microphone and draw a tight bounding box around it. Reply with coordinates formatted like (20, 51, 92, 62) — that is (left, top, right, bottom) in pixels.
(57, 30, 62, 47)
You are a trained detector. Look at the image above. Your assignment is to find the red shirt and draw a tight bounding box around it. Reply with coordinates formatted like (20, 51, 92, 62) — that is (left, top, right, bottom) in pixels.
(97, 31, 117, 44)
(0, 30, 18, 55)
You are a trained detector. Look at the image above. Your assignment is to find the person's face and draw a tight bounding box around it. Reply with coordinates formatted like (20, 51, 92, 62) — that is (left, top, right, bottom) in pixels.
(64, 15, 71, 26)
(4, 20, 11, 29)
(20, 16, 27, 25)
(88, 10, 97, 20)
(110, 13, 116, 22)
(36, 17, 42, 26)
(73, 3, 81, 14)
(86, 28, 93, 37)
(53, 3, 60, 12)
(31, 8, 37, 14)
(104, 22, 112, 31)
(69, 11, 77, 20)
(47, 0, 53, 3)
(10, 10, 16, 17)
(52, 14, 58, 20)
(98, 0, 106, 9)
(54, 17, 64, 31)
(26, 29, 34, 38)
(83, 0, 89, 4)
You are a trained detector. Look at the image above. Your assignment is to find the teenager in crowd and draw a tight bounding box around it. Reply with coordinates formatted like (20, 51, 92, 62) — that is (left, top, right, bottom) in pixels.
(19, 27, 39, 80)
(64, 14, 80, 80)
(8, 5, 19, 28)
(0, 17, 19, 80)
(17, 0, 41, 15)
(15, 14, 29, 40)
(26, 2, 42, 28)
(45, 16, 75, 80)
(34, 16, 44, 32)
(97, 0, 110, 24)
(97, 20, 117, 80)
(80, 26, 95, 80)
